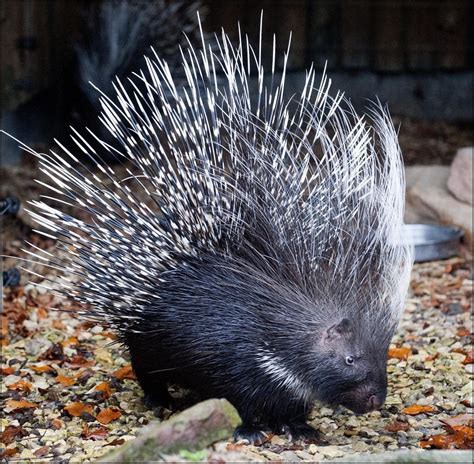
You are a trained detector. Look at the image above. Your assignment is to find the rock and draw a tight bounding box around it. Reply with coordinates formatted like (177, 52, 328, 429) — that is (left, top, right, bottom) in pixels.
(99, 399, 241, 462)
(447, 147, 473, 205)
(405, 165, 473, 245)
(335, 450, 473, 462)
(319, 446, 346, 458)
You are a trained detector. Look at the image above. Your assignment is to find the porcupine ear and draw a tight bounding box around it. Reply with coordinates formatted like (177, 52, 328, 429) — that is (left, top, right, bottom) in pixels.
(324, 318, 353, 342)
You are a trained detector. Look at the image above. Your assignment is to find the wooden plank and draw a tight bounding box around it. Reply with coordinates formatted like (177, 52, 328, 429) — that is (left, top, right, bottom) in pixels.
(307, 0, 342, 69)
(405, 0, 436, 70)
(341, 0, 371, 69)
(374, 0, 403, 71)
(435, 0, 468, 69)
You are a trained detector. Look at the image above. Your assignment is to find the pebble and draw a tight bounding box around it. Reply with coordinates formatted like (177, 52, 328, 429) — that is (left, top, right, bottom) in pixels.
(319, 446, 345, 458)
(465, 364, 474, 374)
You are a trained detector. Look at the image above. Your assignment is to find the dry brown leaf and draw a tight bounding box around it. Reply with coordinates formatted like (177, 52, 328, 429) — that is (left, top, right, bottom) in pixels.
(385, 421, 410, 432)
(457, 327, 471, 337)
(61, 336, 79, 347)
(105, 438, 125, 447)
(462, 351, 473, 364)
(97, 407, 121, 425)
(425, 352, 440, 361)
(441, 414, 474, 429)
(33, 445, 50, 458)
(5, 399, 37, 411)
(81, 424, 109, 440)
(7, 379, 32, 393)
(388, 347, 412, 360)
(420, 426, 473, 450)
(0, 447, 18, 459)
(30, 363, 55, 373)
(112, 365, 136, 380)
(0, 425, 27, 445)
(402, 404, 436, 415)
(56, 374, 76, 387)
(95, 381, 113, 399)
(64, 402, 94, 417)
(52, 418, 63, 430)
(0, 366, 14, 375)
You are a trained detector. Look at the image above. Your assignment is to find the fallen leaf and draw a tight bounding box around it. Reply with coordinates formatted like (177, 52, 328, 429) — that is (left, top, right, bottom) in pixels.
(462, 351, 473, 364)
(385, 421, 410, 432)
(402, 404, 436, 415)
(420, 426, 473, 450)
(81, 424, 109, 440)
(112, 365, 136, 380)
(0, 366, 15, 375)
(52, 319, 65, 330)
(97, 407, 121, 425)
(52, 418, 63, 430)
(7, 379, 32, 393)
(388, 347, 412, 360)
(56, 374, 76, 387)
(0, 425, 27, 445)
(457, 327, 471, 337)
(441, 414, 474, 429)
(65, 355, 96, 369)
(0, 447, 18, 459)
(105, 438, 125, 446)
(425, 352, 440, 361)
(31, 363, 55, 373)
(5, 399, 37, 411)
(64, 402, 94, 417)
(61, 336, 79, 347)
(95, 382, 113, 399)
(33, 445, 50, 458)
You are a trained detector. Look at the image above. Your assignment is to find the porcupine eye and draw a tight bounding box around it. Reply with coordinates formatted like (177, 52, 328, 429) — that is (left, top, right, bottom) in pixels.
(345, 355, 355, 366)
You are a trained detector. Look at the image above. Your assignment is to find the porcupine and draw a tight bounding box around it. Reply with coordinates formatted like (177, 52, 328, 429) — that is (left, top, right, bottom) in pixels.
(72, 0, 205, 144)
(12, 16, 413, 443)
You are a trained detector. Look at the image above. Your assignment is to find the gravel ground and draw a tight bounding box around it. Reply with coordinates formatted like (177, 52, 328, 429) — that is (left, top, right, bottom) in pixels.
(1, 254, 472, 462)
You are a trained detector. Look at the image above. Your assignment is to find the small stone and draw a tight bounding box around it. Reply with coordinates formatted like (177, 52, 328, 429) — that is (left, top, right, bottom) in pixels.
(307, 444, 318, 454)
(319, 446, 345, 458)
(352, 441, 370, 452)
(407, 430, 424, 439)
(358, 427, 379, 438)
(465, 364, 474, 374)
(319, 407, 333, 416)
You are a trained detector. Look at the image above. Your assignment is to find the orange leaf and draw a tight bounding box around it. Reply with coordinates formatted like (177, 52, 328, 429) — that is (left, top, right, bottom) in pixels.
(462, 351, 473, 364)
(61, 337, 79, 347)
(441, 414, 474, 429)
(37, 307, 49, 319)
(81, 424, 109, 440)
(112, 365, 136, 380)
(7, 379, 32, 393)
(0, 447, 18, 459)
(56, 374, 76, 387)
(0, 425, 27, 445)
(95, 382, 113, 399)
(425, 352, 440, 361)
(52, 418, 63, 430)
(457, 327, 471, 337)
(52, 320, 65, 330)
(31, 363, 55, 373)
(64, 402, 94, 417)
(388, 347, 412, 360)
(385, 421, 410, 432)
(97, 407, 121, 425)
(5, 399, 37, 411)
(0, 366, 14, 375)
(402, 404, 436, 415)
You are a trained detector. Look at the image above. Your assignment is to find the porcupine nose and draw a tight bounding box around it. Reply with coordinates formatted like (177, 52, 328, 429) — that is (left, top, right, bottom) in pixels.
(367, 394, 383, 411)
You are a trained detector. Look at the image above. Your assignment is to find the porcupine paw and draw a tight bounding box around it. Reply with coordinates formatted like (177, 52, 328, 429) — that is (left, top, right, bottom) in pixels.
(233, 425, 273, 445)
(143, 393, 173, 418)
(279, 421, 321, 442)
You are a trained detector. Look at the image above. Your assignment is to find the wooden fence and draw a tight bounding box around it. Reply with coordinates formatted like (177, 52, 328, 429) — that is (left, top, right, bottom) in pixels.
(2, 0, 472, 111)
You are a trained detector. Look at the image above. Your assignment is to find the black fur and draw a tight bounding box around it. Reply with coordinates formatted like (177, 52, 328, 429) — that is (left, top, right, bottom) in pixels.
(122, 253, 392, 442)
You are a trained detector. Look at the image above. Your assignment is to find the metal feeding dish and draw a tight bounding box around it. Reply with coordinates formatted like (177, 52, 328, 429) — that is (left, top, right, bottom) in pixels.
(401, 224, 464, 263)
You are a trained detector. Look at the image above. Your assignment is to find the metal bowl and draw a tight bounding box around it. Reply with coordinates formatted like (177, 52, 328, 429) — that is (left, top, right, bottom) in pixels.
(401, 224, 464, 263)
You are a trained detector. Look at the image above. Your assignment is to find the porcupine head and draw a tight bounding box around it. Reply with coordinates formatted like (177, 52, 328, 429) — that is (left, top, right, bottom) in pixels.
(7, 13, 413, 436)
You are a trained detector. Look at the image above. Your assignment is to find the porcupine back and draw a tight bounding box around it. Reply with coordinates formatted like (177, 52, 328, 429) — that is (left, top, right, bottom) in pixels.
(17, 15, 412, 348)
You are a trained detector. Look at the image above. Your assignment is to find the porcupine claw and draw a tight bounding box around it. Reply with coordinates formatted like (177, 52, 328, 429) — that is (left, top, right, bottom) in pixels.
(233, 425, 274, 445)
